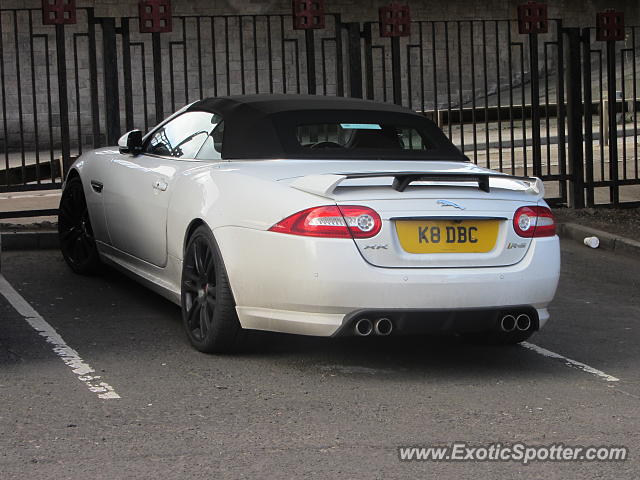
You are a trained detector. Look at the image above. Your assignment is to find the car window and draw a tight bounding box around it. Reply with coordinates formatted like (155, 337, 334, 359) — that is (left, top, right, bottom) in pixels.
(296, 123, 430, 151)
(195, 119, 224, 160)
(144, 111, 218, 159)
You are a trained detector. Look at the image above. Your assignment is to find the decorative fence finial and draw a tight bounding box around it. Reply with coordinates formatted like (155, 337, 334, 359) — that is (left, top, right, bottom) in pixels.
(517, 1, 548, 35)
(139, 0, 172, 33)
(379, 2, 411, 38)
(292, 0, 325, 30)
(41, 0, 77, 25)
(596, 9, 625, 42)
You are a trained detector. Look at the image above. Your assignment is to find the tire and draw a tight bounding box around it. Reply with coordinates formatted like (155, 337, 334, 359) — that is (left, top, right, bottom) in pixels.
(181, 225, 244, 353)
(58, 176, 101, 275)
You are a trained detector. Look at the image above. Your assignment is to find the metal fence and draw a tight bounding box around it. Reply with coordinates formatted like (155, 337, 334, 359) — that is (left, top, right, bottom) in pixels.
(356, 18, 569, 206)
(580, 26, 640, 207)
(1, 6, 640, 219)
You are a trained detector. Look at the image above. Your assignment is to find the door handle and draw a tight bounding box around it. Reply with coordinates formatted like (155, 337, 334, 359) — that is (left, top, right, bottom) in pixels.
(90, 180, 103, 193)
(153, 179, 168, 192)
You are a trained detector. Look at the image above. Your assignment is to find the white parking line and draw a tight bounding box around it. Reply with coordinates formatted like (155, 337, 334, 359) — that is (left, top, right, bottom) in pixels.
(521, 341, 620, 382)
(0, 275, 121, 399)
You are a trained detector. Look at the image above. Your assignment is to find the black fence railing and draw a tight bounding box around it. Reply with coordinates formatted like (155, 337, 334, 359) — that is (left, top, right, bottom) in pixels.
(355, 18, 569, 206)
(1, 7, 640, 220)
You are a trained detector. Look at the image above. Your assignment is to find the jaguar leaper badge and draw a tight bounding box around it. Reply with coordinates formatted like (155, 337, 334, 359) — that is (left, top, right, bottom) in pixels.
(437, 199, 465, 210)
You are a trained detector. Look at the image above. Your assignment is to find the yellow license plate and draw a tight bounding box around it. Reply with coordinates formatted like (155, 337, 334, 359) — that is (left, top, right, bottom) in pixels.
(395, 219, 499, 253)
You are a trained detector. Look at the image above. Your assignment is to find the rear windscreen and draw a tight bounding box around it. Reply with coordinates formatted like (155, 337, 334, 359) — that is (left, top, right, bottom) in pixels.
(295, 123, 430, 152)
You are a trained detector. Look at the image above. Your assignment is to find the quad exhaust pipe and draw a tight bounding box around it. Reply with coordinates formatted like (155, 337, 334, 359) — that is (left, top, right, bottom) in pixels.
(355, 313, 531, 336)
(499, 313, 532, 332)
(516, 314, 531, 331)
(374, 318, 393, 336)
(354, 317, 394, 336)
(354, 318, 373, 336)
(500, 314, 516, 332)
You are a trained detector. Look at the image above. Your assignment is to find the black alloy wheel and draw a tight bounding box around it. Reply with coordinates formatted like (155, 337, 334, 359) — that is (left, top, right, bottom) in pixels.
(181, 225, 243, 353)
(58, 176, 100, 274)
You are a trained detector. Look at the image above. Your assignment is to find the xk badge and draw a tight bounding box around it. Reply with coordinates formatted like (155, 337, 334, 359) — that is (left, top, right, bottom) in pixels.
(364, 244, 389, 250)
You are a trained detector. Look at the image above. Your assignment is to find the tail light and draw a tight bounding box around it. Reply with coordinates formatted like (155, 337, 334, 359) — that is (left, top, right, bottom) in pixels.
(513, 206, 555, 238)
(269, 205, 382, 238)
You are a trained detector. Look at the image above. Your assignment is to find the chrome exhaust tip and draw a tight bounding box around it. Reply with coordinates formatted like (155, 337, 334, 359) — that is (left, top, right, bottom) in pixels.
(516, 314, 532, 331)
(374, 318, 393, 336)
(354, 318, 373, 336)
(500, 315, 516, 332)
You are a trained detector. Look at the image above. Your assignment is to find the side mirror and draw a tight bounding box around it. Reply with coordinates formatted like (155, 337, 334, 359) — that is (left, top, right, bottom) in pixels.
(118, 130, 143, 155)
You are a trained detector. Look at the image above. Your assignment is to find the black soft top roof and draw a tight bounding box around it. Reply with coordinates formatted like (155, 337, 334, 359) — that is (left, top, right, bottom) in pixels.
(186, 94, 465, 161)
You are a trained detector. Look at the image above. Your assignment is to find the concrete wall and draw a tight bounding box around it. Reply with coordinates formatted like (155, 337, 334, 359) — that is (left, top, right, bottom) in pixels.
(3, 0, 637, 25)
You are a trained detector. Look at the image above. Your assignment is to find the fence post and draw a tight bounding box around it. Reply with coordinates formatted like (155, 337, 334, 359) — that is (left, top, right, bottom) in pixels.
(390, 36, 402, 105)
(345, 22, 363, 98)
(581, 27, 595, 207)
(305, 29, 317, 95)
(517, 2, 548, 178)
(121, 18, 134, 131)
(139, 0, 173, 124)
(362, 22, 373, 100)
(101, 17, 121, 146)
(564, 27, 585, 208)
(596, 9, 624, 206)
(151, 32, 164, 123)
(379, 2, 410, 105)
(87, 9, 101, 148)
(42, 0, 77, 175)
(291, 0, 326, 95)
(528, 33, 542, 178)
(605, 39, 619, 205)
(554, 20, 568, 204)
(333, 15, 345, 97)
(54, 24, 71, 175)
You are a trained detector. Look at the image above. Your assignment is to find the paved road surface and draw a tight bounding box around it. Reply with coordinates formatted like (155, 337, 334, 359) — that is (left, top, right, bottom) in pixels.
(0, 240, 638, 479)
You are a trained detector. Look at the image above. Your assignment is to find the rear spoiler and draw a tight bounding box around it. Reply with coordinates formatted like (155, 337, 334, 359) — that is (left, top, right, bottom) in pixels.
(290, 171, 544, 197)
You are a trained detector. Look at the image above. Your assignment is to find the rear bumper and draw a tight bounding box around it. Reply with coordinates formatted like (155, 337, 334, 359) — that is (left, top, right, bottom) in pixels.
(213, 226, 560, 336)
(334, 306, 540, 337)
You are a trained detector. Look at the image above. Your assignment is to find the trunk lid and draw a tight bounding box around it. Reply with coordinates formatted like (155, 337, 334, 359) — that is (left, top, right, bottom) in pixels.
(279, 160, 543, 268)
(338, 194, 533, 268)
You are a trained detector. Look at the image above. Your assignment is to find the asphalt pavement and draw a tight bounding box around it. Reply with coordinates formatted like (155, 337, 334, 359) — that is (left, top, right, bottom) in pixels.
(0, 240, 639, 479)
